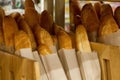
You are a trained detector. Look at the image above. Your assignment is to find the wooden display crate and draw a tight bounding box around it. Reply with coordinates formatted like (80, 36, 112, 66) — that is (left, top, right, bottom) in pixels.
(91, 42, 120, 80)
(0, 51, 40, 80)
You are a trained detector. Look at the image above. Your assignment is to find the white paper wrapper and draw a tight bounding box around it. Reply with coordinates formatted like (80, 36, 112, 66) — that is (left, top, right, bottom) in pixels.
(77, 51, 101, 80)
(41, 53, 67, 80)
(15, 48, 34, 60)
(97, 30, 120, 46)
(58, 48, 82, 80)
(33, 51, 49, 80)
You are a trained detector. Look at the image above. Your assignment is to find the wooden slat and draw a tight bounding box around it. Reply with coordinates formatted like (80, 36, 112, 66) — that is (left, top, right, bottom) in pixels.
(0, 51, 37, 80)
(91, 42, 120, 80)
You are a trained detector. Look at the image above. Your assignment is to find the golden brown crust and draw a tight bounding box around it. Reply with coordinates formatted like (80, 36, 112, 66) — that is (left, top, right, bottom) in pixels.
(114, 6, 120, 28)
(81, 3, 99, 32)
(34, 25, 54, 47)
(53, 23, 64, 35)
(100, 4, 113, 20)
(57, 30, 72, 49)
(0, 7, 5, 45)
(24, 8, 39, 29)
(68, 32, 75, 48)
(75, 25, 91, 53)
(3, 16, 18, 49)
(94, 2, 101, 19)
(10, 12, 21, 22)
(14, 30, 31, 50)
(98, 14, 119, 37)
(38, 44, 52, 55)
(25, 0, 34, 9)
(51, 35, 58, 46)
(17, 16, 37, 50)
(40, 10, 54, 34)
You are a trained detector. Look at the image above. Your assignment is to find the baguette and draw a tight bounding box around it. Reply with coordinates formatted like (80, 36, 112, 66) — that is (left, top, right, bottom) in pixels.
(34, 25, 53, 47)
(24, 8, 39, 29)
(114, 6, 120, 28)
(0, 7, 5, 47)
(3, 16, 19, 53)
(94, 2, 101, 19)
(38, 44, 52, 55)
(10, 12, 21, 22)
(14, 30, 31, 50)
(17, 16, 37, 50)
(75, 25, 91, 53)
(40, 10, 54, 34)
(25, 0, 34, 9)
(57, 30, 72, 49)
(100, 4, 113, 20)
(81, 3, 99, 32)
(98, 14, 119, 37)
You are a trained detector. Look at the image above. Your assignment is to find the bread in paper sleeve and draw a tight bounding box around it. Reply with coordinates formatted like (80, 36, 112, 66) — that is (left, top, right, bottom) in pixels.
(3, 16, 19, 53)
(98, 13, 120, 46)
(17, 16, 37, 50)
(75, 25, 101, 80)
(81, 3, 99, 41)
(57, 29, 82, 80)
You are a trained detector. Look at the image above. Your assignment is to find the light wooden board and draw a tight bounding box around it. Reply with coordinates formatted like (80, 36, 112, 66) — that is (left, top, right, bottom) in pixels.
(0, 51, 38, 80)
(91, 42, 120, 80)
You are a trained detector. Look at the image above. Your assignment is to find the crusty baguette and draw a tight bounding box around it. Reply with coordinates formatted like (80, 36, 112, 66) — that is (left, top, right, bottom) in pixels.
(53, 23, 64, 35)
(14, 30, 31, 50)
(3, 16, 18, 53)
(38, 44, 52, 55)
(75, 25, 91, 53)
(81, 3, 99, 32)
(94, 2, 101, 19)
(100, 4, 113, 20)
(98, 14, 119, 37)
(40, 10, 54, 34)
(68, 32, 75, 48)
(34, 25, 54, 47)
(51, 35, 58, 46)
(17, 16, 37, 50)
(114, 6, 120, 28)
(24, 8, 39, 29)
(25, 0, 34, 9)
(57, 30, 72, 49)
(0, 7, 5, 46)
(10, 12, 21, 22)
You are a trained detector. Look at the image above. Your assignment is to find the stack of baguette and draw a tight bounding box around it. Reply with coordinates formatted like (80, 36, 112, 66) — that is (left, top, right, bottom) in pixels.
(0, 0, 120, 55)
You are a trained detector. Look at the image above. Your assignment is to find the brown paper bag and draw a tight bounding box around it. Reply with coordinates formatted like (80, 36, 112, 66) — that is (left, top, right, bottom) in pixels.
(97, 29, 120, 46)
(77, 51, 101, 80)
(91, 42, 120, 80)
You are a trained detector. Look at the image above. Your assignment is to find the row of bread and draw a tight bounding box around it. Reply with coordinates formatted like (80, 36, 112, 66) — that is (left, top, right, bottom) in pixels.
(0, 0, 101, 80)
(70, 1, 120, 46)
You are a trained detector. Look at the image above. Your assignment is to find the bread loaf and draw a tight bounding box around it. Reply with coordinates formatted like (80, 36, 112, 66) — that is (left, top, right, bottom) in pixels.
(100, 4, 113, 20)
(24, 8, 39, 29)
(94, 2, 101, 19)
(53, 23, 64, 35)
(68, 32, 75, 48)
(114, 6, 120, 28)
(34, 25, 53, 47)
(25, 0, 34, 9)
(40, 10, 54, 34)
(10, 12, 21, 22)
(57, 30, 72, 49)
(3, 16, 18, 53)
(38, 44, 52, 55)
(0, 7, 5, 47)
(75, 25, 91, 53)
(14, 30, 31, 50)
(17, 16, 37, 50)
(81, 3, 99, 32)
(98, 14, 119, 37)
